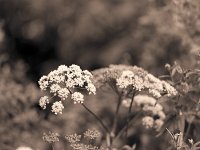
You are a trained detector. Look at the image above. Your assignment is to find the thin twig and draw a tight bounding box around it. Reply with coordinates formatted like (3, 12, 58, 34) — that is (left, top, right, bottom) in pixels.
(113, 112, 140, 143)
(111, 93, 122, 135)
(184, 121, 192, 141)
(110, 93, 122, 147)
(51, 143, 56, 150)
(81, 103, 110, 134)
(125, 92, 135, 137)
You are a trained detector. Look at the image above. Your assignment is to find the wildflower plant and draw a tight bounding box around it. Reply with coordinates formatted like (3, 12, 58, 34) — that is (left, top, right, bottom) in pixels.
(91, 65, 178, 148)
(159, 60, 200, 149)
(166, 128, 200, 150)
(38, 64, 180, 149)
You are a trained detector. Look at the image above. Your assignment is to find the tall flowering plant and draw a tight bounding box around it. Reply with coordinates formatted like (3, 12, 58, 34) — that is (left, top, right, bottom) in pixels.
(38, 64, 179, 149)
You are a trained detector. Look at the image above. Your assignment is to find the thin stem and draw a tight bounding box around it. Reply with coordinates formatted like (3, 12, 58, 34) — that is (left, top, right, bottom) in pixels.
(51, 143, 56, 150)
(81, 103, 110, 134)
(109, 93, 122, 148)
(108, 82, 120, 95)
(128, 93, 135, 114)
(111, 93, 122, 135)
(125, 92, 135, 137)
(166, 128, 178, 150)
(113, 112, 139, 143)
(184, 121, 192, 141)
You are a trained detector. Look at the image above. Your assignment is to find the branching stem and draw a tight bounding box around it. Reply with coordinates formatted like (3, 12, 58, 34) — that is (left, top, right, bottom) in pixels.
(125, 92, 135, 137)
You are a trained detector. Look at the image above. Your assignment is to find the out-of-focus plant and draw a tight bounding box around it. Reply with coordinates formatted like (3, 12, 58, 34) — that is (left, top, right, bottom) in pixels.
(172, 0, 200, 37)
(166, 128, 200, 150)
(0, 53, 42, 149)
(169, 0, 200, 52)
(142, 52, 200, 150)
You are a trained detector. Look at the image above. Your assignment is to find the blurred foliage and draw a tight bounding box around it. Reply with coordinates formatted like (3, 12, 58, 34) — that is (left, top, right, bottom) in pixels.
(0, 0, 197, 79)
(0, 54, 45, 149)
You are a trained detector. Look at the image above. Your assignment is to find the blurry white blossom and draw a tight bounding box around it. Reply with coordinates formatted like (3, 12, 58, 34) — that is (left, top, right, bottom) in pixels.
(122, 98, 132, 108)
(50, 84, 61, 95)
(142, 116, 154, 129)
(71, 92, 84, 104)
(154, 119, 164, 131)
(116, 70, 135, 89)
(58, 88, 70, 100)
(125, 94, 166, 131)
(38, 75, 49, 91)
(92, 65, 177, 98)
(188, 138, 194, 145)
(43, 131, 59, 143)
(39, 96, 49, 109)
(117, 70, 177, 98)
(134, 95, 156, 106)
(65, 129, 103, 150)
(162, 81, 179, 96)
(86, 83, 96, 95)
(16, 146, 33, 150)
(83, 129, 100, 139)
(51, 101, 64, 115)
(65, 133, 82, 143)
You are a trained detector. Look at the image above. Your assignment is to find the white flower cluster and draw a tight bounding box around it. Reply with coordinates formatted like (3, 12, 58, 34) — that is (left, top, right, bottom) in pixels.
(65, 133, 82, 143)
(51, 101, 64, 115)
(16, 146, 33, 150)
(121, 95, 165, 131)
(38, 64, 96, 114)
(134, 95, 156, 106)
(43, 132, 60, 143)
(65, 129, 104, 150)
(39, 96, 49, 109)
(117, 70, 177, 98)
(83, 129, 100, 139)
(69, 143, 104, 150)
(142, 116, 164, 131)
(117, 70, 144, 91)
(121, 98, 132, 108)
(71, 92, 84, 104)
(142, 116, 154, 129)
(134, 95, 166, 131)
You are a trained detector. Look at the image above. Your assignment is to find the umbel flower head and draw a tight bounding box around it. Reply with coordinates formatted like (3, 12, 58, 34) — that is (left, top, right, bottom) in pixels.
(43, 131, 59, 143)
(38, 64, 96, 114)
(93, 64, 177, 98)
(122, 95, 166, 131)
(136, 95, 166, 131)
(65, 129, 103, 150)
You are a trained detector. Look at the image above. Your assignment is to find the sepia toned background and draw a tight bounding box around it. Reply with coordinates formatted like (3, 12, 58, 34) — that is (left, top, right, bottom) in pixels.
(0, 0, 200, 149)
